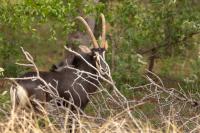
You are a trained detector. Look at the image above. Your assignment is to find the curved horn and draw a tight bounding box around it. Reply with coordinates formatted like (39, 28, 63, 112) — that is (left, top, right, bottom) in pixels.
(76, 16, 99, 48)
(100, 13, 106, 48)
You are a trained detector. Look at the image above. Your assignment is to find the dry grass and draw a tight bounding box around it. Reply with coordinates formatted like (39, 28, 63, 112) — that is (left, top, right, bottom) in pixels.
(0, 105, 185, 133)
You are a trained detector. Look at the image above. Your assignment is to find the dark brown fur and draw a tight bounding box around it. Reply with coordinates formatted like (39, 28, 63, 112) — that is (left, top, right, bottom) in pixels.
(14, 48, 105, 111)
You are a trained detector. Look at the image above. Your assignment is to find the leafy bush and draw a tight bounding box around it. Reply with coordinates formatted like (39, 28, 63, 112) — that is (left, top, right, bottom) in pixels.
(0, 0, 100, 77)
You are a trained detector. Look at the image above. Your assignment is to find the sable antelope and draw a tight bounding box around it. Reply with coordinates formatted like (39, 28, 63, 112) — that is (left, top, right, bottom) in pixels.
(10, 14, 109, 112)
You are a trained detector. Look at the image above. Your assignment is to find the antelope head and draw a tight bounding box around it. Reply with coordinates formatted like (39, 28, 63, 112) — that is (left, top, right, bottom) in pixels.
(75, 13, 109, 75)
(50, 14, 109, 76)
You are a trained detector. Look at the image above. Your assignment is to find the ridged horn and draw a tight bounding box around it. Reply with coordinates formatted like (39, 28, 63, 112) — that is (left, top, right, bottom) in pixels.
(76, 16, 99, 48)
(100, 13, 106, 49)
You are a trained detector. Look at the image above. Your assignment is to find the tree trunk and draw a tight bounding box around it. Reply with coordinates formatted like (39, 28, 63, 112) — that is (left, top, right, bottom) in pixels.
(111, 35, 116, 72)
(164, 8, 173, 56)
(148, 48, 157, 72)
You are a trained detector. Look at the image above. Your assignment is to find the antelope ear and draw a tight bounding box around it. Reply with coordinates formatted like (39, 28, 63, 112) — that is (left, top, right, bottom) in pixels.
(78, 45, 91, 54)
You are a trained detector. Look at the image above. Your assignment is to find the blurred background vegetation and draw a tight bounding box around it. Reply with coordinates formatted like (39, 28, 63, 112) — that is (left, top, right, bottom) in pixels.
(0, 0, 200, 98)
